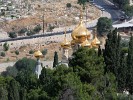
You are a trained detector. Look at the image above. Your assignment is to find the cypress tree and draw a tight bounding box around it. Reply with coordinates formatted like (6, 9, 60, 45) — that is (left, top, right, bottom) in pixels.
(20, 88, 27, 100)
(126, 35, 133, 94)
(0, 85, 8, 100)
(117, 51, 127, 92)
(104, 29, 121, 76)
(8, 79, 20, 100)
(98, 45, 102, 57)
(53, 51, 58, 68)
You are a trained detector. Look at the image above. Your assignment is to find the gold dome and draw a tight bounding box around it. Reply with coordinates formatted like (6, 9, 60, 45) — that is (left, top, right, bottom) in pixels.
(71, 20, 91, 43)
(81, 38, 91, 47)
(61, 29, 71, 49)
(91, 34, 100, 48)
(61, 38, 71, 49)
(34, 50, 43, 58)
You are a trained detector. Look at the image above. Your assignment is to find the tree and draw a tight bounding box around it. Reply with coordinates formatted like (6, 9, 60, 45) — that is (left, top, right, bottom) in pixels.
(69, 47, 117, 99)
(103, 29, 121, 75)
(97, 17, 112, 36)
(19, 88, 27, 100)
(29, 50, 34, 54)
(8, 32, 17, 38)
(14, 57, 36, 71)
(33, 25, 42, 33)
(66, 3, 71, 8)
(41, 49, 47, 56)
(1, 66, 18, 77)
(77, 0, 87, 7)
(0, 52, 5, 57)
(0, 85, 8, 100)
(123, 5, 133, 17)
(26, 30, 35, 36)
(3, 42, 9, 51)
(53, 51, 58, 68)
(117, 51, 127, 92)
(18, 28, 27, 35)
(126, 35, 133, 94)
(8, 79, 20, 100)
(15, 50, 19, 55)
(98, 45, 102, 56)
(69, 47, 104, 83)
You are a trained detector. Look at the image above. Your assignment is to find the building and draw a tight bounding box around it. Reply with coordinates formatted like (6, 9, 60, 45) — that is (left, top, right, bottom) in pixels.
(60, 8, 100, 64)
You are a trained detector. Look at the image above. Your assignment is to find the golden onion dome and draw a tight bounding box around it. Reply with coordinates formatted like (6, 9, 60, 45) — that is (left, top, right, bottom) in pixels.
(61, 38, 71, 49)
(71, 7, 91, 43)
(91, 34, 100, 48)
(81, 38, 91, 47)
(71, 20, 91, 43)
(34, 50, 43, 58)
(60, 29, 71, 49)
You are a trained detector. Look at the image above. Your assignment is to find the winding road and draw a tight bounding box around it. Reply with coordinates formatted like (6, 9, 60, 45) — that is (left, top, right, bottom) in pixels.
(94, 0, 125, 22)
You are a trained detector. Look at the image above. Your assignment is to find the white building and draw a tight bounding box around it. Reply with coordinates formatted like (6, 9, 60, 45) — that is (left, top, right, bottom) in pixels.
(129, 0, 133, 5)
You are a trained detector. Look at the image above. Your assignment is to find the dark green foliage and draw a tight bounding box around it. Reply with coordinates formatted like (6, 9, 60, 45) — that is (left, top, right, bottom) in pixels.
(26, 30, 35, 36)
(126, 35, 133, 94)
(41, 49, 47, 56)
(20, 88, 27, 100)
(14, 57, 37, 89)
(97, 17, 112, 35)
(16, 70, 38, 90)
(18, 28, 27, 35)
(121, 40, 129, 47)
(33, 25, 41, 33)
(66, 3, 71, 8)
(0, 85, 8, 100)
(123, 5, 133, 17)
(8, 32, 17, 38)
(77, 0, 87, 7)
(3, 42, 9, 51)
(98, 45, 102, 56)
(117, 51, 127, 92)
(48, 25, 55, 31)
(69, 47, 104, 83)
(29, 49, 34, 54)
(14, 57, 36, 71)
(69, 47, 117, 99)
(53, 51, 58, 68)
(121, 47, 128, 54)
(8, 79, 20, 100)
(15, 50, 19, 55)
(1, 66, 18, 77)
(0, 52, 5, 57)
(103, 29, 121, 75)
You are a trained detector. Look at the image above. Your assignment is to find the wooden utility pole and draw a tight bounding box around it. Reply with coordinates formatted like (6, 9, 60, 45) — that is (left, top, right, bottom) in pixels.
(42, 9, 45, 33)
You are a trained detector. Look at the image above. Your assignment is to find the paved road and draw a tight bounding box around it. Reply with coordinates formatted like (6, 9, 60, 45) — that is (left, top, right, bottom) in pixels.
(94, 0, 125, 22)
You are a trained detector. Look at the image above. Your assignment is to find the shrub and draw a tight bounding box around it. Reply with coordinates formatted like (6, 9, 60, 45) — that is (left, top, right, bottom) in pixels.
(8, 32, 17, 38)
(15, 50, 19, 55)
(29, 50, 34, 54)
(1, 52, 5, 57)
(27, 30, 35, 36)
(42, 49, 47, 56)
(66, 3, 71, 8)
(33, 25, 42, 33)
(18, 28, 27, 35)
(3, 42, 9, 51)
